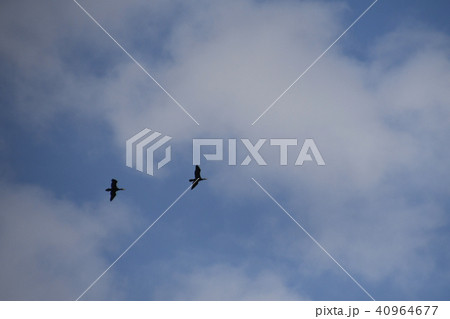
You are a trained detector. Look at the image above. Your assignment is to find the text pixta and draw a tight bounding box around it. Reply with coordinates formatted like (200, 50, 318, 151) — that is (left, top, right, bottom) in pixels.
(316, 306, 360, 318)
(193, 138, 325, 166)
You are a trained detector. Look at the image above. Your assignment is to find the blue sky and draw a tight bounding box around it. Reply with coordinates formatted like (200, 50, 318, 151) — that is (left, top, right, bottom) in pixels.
(1, 0, 450, 300)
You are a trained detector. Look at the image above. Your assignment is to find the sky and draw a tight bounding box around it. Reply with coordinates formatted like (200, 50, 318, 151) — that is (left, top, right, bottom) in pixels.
(0, 0, 449, 301)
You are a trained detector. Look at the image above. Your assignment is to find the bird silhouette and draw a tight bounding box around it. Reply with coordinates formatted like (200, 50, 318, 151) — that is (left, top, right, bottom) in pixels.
(189, 165, 207, 190)
(105, 179, 125, 201)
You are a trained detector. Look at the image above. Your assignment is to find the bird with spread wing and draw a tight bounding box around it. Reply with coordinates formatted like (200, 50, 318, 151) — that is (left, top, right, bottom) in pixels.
(189, 165, 207, 190)
(105, 179, 125, 201)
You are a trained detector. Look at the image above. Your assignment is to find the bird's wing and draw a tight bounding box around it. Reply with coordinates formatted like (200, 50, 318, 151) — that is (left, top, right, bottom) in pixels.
(191, 180, 199, 190)
(111, 179, 118, 188)
(110, 191, 116, 201)
(194, 165, 201, 179)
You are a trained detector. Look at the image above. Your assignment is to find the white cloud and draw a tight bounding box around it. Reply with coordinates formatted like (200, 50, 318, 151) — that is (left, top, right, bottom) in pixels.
(156, 263, 308, 300)
(1, 0, 450, 300)
(0, 180, 138, 300)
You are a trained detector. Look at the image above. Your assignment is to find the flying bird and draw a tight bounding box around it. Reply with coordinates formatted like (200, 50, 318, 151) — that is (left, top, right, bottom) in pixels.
(105, 179, 125, 201)
(189, 165, 207, 190)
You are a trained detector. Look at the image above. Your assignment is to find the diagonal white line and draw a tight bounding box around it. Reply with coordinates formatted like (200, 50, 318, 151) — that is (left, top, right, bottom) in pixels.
(72, 0, 200, 126)
(251, 0, 379, 125)
(251, 177, 376, 301)
(76, 184, 192, 301)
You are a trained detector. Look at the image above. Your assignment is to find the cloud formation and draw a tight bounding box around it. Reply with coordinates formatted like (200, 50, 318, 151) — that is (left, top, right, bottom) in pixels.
(1, 0, 449, 300)
(0, 181, 137, 300)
